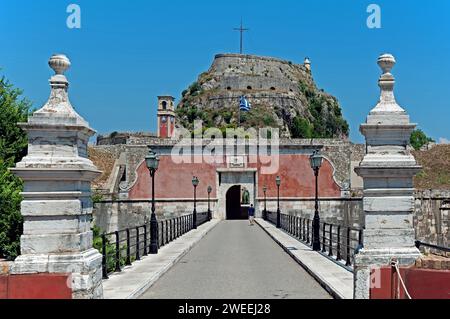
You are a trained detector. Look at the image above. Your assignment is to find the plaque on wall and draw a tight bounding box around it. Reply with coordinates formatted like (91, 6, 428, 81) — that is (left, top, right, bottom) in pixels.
(228, 156, 245, 168)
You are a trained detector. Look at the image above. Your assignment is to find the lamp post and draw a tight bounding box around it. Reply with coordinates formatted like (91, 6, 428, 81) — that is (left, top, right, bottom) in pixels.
(276, 176, 281, 228)
(310, 150, 323, 251)
(207, 186, 212, 221)
(263, 186, 267, 220)
(145, 147, 160, 254)
(192, 176, 199, 229)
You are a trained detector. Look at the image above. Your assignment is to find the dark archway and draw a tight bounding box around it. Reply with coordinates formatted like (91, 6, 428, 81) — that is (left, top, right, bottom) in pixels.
(226, 185, 246, 220)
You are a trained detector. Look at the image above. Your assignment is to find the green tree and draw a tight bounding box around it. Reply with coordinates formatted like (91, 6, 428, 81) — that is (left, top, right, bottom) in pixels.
(0, 75, 31, 260)
(291, 116, 313, 138)
(410, 129, 434, 150)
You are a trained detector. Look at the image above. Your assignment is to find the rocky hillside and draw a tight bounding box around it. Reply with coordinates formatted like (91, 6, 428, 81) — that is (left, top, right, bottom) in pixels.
(413, 145, 450, 189)
(176, 54, 349, 138)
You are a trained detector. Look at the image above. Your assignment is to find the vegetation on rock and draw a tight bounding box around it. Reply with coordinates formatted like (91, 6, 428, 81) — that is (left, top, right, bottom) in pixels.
(410, 129, 434, 151)
(413, 145, 450, 189)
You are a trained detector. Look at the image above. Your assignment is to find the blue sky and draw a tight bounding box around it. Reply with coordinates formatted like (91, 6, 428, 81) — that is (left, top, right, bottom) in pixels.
(1, 0, 449, 143)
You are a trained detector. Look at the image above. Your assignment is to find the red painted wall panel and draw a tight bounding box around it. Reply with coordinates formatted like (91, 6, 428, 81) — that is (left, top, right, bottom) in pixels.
(254, 154, 340, 198)
(369, 267, 392, 299)
(406, 269, 450, 299)
(8, 274, 72, 299)
(128, 154, 341, 199)
(0, 276, 7, 299)
(370, 266, 450, 299)
(129, 155, 220, 199)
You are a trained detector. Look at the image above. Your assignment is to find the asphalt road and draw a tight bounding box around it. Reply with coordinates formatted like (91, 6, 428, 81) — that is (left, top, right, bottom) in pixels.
(140, 220, 332, 299)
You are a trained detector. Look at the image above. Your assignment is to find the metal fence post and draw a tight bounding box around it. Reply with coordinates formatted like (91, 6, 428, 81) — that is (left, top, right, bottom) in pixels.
(322, 223, 326, 253)
(135, 227, 140, 261)
(102, 233, 108, 279)
(336, 225, 341, 261)
(329, 224, 333, 257)
(302, 219, 305, 241)
(143, 225, 148, 256)
(307, 220, 310, 244)
(359, 229, 364, 249)
(126, 228, 131, 266)
(166, 220, 169, 245)
(346, 227, 351, 266)
(115, 231, 121, 273)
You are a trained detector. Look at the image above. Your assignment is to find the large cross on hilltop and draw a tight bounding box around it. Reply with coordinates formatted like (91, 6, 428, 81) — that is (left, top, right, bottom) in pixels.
(233, 19, 249, 54)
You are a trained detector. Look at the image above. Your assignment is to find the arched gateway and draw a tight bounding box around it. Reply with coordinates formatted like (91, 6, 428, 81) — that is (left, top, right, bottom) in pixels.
(226, 185, 248, 220)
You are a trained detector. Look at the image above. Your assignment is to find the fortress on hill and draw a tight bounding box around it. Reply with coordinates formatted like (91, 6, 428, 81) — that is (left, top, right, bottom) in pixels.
(92, 53, 362, 226)
(90, 53, 447, 252)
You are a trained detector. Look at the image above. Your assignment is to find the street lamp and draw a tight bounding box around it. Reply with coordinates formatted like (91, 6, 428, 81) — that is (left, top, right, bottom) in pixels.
(192, 176, 199, 229)
(276, 176, 281, 228)
(207, 186, 212, 221)
(145, 147, 160, 254)
(310, 150, 323, 251)
(263, 186, 267, 220)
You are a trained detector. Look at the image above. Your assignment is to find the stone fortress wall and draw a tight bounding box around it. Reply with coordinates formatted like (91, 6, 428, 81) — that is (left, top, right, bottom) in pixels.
(91, 134, 448, 253)
(195, 53, 312, 111)
(91, 135, 364, 192)
(212, 53, 309, 92)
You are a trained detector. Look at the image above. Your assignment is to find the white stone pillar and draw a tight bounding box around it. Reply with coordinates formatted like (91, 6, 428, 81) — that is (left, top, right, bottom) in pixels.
(10, 54, 103, 299)
(354, 54, 422, 299)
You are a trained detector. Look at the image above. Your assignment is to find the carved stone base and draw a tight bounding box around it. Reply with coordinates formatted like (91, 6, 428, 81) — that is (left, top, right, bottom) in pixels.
(353, 247, 421, 299)
(11, 248, 103, 299)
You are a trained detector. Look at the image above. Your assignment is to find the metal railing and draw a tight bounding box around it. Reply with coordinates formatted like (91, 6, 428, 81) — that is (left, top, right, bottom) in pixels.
(316, 220, 363, 267)
(100, 211, 211, 279)
(415, 240, 450, 256)
(265, 211, 363, 268)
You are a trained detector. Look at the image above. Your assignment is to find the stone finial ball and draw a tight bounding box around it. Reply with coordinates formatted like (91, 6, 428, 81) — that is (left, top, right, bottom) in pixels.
(377, 53, 396, 73)
(48, 54, 71, 75)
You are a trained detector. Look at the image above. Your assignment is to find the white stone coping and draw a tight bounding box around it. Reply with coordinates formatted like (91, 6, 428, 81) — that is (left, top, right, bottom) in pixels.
(255, 218, 354, 299)
(102, 219, 220, 299)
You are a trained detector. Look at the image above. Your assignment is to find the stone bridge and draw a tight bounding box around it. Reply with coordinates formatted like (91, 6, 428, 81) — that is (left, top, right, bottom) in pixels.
(1, 53, 449, 300)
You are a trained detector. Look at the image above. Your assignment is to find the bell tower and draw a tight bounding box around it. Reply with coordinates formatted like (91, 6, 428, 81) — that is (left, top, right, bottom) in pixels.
(157, 96, 176, 138)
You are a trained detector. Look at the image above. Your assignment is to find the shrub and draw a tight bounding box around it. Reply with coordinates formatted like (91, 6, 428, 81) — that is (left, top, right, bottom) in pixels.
(0, 75, 30, 260)
(291, 117, 313, 138)
(410, 129, 434, 150)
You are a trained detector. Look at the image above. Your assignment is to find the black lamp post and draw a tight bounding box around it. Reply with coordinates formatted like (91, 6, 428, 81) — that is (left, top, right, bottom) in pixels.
(192, 176, 199, 229)
(145, 147, 160, 254)
(263, 186, 267, 220)
(310, 150, 323, 251)
(276, 176, 281, 228)
(207, 186, 212, 221)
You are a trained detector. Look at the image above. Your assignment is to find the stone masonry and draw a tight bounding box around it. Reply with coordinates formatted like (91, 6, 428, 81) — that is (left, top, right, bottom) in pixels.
(10, 54, 103, 299)
(354, 54, 422, 299)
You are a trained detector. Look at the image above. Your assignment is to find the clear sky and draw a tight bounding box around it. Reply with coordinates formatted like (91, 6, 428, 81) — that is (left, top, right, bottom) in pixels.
(1, 0, 449, 143)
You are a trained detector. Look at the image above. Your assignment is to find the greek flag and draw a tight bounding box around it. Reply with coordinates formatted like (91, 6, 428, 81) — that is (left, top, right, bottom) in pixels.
(239, 96, 251, 112)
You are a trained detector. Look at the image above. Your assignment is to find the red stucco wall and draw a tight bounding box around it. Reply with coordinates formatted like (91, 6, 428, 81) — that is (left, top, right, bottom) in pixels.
(129, 155, 220, 199)
(128, 154, 341, 199)
(0, 274, 72, 299)
(254, 154, 340, 198)
(370, 266, 450, 299)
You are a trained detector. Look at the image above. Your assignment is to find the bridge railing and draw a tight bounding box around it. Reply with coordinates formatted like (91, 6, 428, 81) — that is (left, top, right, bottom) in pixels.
(100, 211, 211, 279)
(264, 211, 363, 268)
(415, 240, 450, 257)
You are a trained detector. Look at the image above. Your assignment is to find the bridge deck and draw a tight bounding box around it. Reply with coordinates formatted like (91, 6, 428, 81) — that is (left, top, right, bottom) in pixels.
(141, 220, 332, 299)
